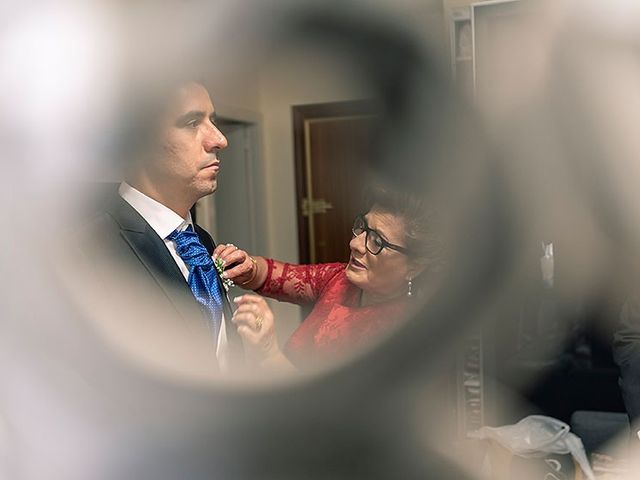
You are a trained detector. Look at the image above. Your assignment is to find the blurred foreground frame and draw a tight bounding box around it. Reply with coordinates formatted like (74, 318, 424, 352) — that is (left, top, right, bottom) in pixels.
(2, 2, 530, 480)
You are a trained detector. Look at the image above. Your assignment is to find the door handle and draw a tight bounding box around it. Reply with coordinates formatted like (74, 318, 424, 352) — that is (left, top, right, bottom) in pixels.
(302, 198, 334, 217)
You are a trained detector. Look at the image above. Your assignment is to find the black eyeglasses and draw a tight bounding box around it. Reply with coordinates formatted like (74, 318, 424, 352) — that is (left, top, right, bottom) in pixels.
(352, 215, 410, 256)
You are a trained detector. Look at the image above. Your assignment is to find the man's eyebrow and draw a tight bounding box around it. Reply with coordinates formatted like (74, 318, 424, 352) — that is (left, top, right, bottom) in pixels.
(175, 110, 207, 123)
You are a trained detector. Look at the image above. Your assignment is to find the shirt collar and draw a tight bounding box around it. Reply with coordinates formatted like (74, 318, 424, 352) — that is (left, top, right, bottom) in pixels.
(118, 182, 193, 239)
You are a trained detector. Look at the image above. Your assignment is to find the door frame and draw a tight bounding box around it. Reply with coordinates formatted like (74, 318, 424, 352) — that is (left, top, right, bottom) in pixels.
(292, 100, 377, 264)
(194, 104, 268, 256)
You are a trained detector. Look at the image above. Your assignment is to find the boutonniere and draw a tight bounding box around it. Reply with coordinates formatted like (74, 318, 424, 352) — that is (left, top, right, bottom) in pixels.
(214, 258, 235, 292)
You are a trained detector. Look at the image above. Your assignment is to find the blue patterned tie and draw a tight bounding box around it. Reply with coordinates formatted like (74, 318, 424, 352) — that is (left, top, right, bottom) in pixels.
(167, 226, 223, 341)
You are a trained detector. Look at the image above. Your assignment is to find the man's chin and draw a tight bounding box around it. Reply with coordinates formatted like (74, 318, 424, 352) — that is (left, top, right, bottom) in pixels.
(201, 180, 218, 195)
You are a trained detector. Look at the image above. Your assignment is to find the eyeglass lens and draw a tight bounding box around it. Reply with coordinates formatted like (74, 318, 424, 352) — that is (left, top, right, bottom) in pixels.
(352, 216, 384, 255)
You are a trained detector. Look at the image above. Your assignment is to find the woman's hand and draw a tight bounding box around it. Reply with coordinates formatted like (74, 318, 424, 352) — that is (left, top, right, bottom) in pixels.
(232, 294, 280, 363)
(213, 244, 259, 288)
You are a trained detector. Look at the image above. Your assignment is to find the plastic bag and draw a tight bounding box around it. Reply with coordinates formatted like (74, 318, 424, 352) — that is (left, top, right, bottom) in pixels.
(470, 415, 596, 480)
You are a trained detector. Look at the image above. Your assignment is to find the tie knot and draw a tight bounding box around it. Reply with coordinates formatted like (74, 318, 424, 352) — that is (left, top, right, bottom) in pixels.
(166, 224, 193, 241)
(168, 227, 213, 269)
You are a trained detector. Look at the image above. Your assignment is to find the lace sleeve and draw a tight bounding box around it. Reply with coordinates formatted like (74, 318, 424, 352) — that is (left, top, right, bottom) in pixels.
(257, 260, 345, 305)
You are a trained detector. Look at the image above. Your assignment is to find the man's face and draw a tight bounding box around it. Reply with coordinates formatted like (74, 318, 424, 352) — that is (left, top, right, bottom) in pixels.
(155, 82, 228, 201)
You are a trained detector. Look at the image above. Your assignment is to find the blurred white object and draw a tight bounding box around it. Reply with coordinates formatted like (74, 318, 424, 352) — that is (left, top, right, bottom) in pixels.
(470, 415, 595, 480)
(540, 241, 554, 288)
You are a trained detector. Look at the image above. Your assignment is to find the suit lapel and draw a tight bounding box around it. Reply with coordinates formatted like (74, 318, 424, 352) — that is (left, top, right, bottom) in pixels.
(107, 192, 244, 364)
(108, 195, 208, 331)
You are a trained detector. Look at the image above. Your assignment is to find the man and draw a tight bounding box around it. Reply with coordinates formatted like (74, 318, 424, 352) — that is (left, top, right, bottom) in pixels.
(75, 82, 248, 375)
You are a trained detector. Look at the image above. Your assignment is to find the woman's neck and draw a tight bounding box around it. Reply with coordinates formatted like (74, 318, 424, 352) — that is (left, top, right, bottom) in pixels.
(360, 289, 405, 307)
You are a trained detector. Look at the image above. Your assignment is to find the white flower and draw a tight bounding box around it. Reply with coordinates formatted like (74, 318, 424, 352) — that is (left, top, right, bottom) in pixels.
(214, 257, 235, 292)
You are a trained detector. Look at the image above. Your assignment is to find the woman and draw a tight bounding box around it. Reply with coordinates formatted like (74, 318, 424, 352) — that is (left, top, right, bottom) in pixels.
(214, 188, 444, 371)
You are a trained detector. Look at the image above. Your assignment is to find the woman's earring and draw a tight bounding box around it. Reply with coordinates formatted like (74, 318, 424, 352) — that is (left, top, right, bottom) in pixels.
(407, 279, 413, 297)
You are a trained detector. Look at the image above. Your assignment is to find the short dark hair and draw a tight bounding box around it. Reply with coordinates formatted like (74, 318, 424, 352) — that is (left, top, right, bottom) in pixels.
(365, 184, 447, 273)
(113, 79, 209, 175)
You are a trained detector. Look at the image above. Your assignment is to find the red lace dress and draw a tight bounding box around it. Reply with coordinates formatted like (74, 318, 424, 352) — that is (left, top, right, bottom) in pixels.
(256, 259, 408, 368)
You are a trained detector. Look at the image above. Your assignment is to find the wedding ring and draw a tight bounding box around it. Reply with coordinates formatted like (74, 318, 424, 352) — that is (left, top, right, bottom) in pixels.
(255, 315, 263, 331)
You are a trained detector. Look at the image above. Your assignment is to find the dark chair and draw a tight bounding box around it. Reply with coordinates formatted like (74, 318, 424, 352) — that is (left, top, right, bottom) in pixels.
(570, 410, 630, 456)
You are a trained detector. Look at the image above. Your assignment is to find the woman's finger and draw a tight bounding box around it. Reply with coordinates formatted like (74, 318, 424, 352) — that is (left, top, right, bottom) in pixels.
(233, 303, 261, 316)
(218, 249, 246, 267)
(213, 244, 240, 262)
(234, 294, 265, 306)
(236, 315, 267, 337)
(212, 244, 226, 259)
(215, 243, 235, 256)
(233, 305, 265, 325)
(232, 312, 261, 328)
(222, 257, 253, 280)
(236, 325, 261, 344)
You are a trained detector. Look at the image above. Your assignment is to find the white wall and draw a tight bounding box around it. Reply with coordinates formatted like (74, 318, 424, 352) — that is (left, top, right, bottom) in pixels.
(208, 68, 261, 114)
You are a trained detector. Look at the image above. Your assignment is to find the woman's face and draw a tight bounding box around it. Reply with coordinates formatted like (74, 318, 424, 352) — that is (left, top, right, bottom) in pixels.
(346, 207, 416, 302)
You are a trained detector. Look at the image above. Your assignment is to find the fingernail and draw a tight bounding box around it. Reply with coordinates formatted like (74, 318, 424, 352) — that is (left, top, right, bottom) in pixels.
(222, 272, 227, 279)
(233, 296, 242, 303)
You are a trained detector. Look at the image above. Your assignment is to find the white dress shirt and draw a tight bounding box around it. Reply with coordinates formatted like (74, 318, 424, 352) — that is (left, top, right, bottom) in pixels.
(118, 182, 228, 368)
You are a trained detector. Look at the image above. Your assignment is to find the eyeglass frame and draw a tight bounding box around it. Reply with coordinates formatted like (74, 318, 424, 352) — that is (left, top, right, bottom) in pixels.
(351, 214, 411, 256)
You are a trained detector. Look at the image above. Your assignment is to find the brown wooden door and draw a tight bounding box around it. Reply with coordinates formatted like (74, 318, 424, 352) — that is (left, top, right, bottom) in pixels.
(293, 101, 377, 265)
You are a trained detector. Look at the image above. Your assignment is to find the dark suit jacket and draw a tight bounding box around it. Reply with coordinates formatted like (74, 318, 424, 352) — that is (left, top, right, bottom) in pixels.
(75, 188, 244, 371)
